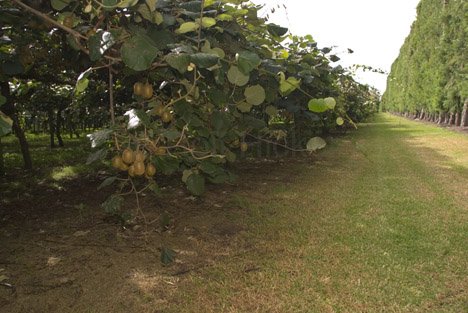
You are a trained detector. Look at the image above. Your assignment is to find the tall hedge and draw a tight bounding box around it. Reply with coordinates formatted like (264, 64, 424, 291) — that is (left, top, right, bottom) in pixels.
(382, 0, 467, 126)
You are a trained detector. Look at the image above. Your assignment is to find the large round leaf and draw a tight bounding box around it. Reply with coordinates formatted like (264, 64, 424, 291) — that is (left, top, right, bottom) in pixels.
(237, 51, 261, 74)
(121, 34, 158, 71)
(265, 105, 278, 117)
(324, 97, 336, 110)
(186, 173, 205, 196)
(190, 53, 219, 68)
(165, 53, 190, 74)
(306, 137, 327, 152)
(0, 111, 13, 137)
(308, 98, 328, 113)
(175, 22, 200, 34)
(236, 101, 253, 113)
(227, 66, 249, 86)
(244, 85, 266, 106)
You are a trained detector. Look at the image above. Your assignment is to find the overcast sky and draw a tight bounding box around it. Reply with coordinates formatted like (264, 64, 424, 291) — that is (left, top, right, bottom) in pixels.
(251, 0, 420, 93)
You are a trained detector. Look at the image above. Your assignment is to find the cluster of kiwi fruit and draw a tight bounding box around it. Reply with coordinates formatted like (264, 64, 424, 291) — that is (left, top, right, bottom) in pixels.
(151, 103, 173, 123)
(133, 82, 153, 100)
(112, 148, 156, 178)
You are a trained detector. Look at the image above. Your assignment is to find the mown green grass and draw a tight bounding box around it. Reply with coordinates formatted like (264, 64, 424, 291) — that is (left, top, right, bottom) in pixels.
(164, 113, 467, 312)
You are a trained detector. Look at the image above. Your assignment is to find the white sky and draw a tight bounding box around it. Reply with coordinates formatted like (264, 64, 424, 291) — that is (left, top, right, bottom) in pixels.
(251, 0, 420, 93)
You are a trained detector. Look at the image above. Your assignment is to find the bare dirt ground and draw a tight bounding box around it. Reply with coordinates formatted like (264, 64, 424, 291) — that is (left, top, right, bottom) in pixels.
(0, 157, 306, 313)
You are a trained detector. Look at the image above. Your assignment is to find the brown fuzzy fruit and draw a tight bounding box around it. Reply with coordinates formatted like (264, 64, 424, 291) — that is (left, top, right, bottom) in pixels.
(112, 156, 124, 170)
(122, 148, 135, 164)
(240, 142, 248, 152)
(133, 161, 146, 176)
(135, 151, 146, 162)
(133, 82, 144, 96)
(161, 111, 173, 123)
(145, 163, 156, 177)
(153, 104, 165, 116)
(118, 162, 129, 171)
(128, 165, 135, 177)
(141, 83, 153, 100)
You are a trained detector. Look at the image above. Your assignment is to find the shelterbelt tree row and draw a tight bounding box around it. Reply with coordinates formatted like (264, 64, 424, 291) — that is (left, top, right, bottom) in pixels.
(382, 0, 467, 127)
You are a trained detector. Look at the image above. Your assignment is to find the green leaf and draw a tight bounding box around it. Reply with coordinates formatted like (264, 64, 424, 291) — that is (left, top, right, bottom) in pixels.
(237, 51, 261, 74)
(211, 111, 230, 137)
(50, 0, 71, 11)
(0, 111, 13, 137)
(153, 156, 180, 175)
(324, 97, 336, 110)
(175, 22, 200, 34)
(121, 34, 158, 71)
(145, 0, 157, 11)
(267, 23, 288, 37)
(216, 13, 233, 21)
(166, 53, 190, 74)
(186, 173, 205, 196)
(236, 101, 252, 113)
(117, 0, 139, 8)
(0, 94, 6, 106)
(198, 17, 216, 28)
(180, 1, 202, 12)
(76, 78, 89, 94)
(306, 137, 327, 152)
(211, 47, 225, 58)
(86, 148, 107, 164)
(159, 212, 171, 230)
(190, 53, 219, 68)
(137, 4, 163, 24)
(244, 85, 266, 106)
(147, 29, 174, 49)
(204, 0, 217, 7)
(279, 77, 300, 96)
(98, 176, 117, 190)
(336, 117, 344, 126)
(160, 247, 176, 265)
(227, 66, 249, 86)
(162, 129, 181, 141)
(200, 161, 225, 178)
(329, 55, 340, 62)
(182, 169, 193, 183)
(75, 68, 93, 94)
(265, 105, 278, 117)
(308, 98, 329, 113)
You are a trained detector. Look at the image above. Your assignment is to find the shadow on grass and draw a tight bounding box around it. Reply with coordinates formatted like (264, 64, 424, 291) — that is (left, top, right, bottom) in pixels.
(1, 133, 103, 204)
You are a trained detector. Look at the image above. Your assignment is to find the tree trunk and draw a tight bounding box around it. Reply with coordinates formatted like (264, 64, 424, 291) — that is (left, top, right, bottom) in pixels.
(448, 113, 455, 125)
(437, 112, 443, 124)
(461, 99, 468, 127)
(454, 112, 460, 126)
(1, 81, 32, 170)
(56, 108, 64, 147)
(12, 113, 32, 169)
(48, 108, 56, 148)
(420, 109, 425, 120)
(443, 114, 449, 124)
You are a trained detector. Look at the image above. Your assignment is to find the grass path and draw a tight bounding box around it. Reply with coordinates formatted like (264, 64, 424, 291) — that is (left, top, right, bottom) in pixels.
(169, 113, 468, 312)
